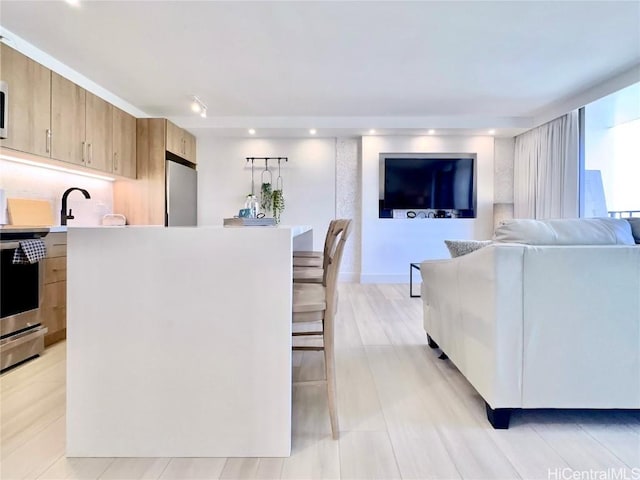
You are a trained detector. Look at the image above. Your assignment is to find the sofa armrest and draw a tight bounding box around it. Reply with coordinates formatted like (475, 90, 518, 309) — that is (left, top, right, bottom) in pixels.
(420, 245, 526, 408)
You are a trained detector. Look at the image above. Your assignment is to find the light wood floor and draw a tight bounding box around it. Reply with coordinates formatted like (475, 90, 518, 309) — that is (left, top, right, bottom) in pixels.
(1, 284, 639, 479)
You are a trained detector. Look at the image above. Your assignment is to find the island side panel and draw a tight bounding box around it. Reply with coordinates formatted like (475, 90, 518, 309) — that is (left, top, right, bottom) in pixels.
(66, 226, 293, 457)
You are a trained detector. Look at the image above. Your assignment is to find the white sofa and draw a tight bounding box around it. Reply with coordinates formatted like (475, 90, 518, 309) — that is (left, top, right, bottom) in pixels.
(420, 218, 640, 428)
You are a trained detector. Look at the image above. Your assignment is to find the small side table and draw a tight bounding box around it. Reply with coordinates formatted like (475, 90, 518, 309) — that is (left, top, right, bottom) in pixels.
(410, 262, 421, 298)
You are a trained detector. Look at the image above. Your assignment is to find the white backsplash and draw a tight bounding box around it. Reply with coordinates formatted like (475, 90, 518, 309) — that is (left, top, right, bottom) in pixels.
(0, 159, 114, 226)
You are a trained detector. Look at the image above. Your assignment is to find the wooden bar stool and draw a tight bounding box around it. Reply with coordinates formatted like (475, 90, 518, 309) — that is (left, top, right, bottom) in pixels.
(293, 219, 340, 284)
(292, 219, 352, 440)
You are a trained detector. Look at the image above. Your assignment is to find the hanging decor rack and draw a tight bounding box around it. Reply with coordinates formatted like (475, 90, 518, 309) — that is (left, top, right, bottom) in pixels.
(246, 157, 288, 196)
(245, 157, 288, 164)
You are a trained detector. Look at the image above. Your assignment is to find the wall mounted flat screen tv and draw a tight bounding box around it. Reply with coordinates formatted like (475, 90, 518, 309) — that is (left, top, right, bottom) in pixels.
(379, 154, 476, 217)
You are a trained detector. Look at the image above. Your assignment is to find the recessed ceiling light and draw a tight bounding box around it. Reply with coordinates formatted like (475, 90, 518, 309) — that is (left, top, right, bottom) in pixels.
(309, 129, 317, 135)
(369, 129, 376, 135)
(428, 129, 435, 134)
(191, 101, 201, 113)
(248, 128, 256, 135)
(65, 0, 81, 6)
(488, 129, 496, 135)
(200, 109, 207, 118)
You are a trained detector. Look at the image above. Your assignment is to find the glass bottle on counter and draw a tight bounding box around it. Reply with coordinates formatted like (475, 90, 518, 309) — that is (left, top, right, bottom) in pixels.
(244, 194, 260, 218)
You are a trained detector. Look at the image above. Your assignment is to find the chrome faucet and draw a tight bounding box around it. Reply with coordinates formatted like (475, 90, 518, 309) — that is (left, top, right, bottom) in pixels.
(61, 187, 91, 226)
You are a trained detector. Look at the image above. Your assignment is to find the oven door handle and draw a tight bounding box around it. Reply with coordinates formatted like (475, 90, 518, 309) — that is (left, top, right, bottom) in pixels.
(0, 242, 20, 250)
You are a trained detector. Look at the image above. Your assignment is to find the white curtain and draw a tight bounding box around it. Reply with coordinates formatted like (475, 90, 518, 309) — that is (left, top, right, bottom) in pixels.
(514, 111, 579, 219)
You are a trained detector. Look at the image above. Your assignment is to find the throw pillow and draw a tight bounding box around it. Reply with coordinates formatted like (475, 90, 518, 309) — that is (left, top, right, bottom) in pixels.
(627, 218, 640, 244)
(444, 240, 492, 258)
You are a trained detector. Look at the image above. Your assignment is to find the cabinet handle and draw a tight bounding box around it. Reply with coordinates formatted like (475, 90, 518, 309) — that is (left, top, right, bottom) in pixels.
(114, 152, 118, 171)
(88, 143, 92, 165)
(81, 141, 86, 163)
(46, 129, 51, 153)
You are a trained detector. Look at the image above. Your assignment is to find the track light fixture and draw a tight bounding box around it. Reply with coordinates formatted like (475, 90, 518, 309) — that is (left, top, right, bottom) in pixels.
(191, 96, 208, 118)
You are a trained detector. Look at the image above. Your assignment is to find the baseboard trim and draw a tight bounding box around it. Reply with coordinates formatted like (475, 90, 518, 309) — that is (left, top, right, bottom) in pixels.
(338, 272, 359, 283)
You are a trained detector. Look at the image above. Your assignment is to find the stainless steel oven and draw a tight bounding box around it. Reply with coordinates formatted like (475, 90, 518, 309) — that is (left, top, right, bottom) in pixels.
(0, 227, 49, 372)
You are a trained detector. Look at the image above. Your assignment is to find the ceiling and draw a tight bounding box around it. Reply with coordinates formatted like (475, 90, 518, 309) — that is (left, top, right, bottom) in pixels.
(1, 0, 639, 137)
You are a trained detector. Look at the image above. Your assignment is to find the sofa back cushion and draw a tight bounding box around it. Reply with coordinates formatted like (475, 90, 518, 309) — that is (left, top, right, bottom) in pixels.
(493, 218, 636, 245)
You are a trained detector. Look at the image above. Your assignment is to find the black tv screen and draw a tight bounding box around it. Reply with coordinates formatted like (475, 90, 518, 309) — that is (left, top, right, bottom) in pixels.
(383, 157, 474, 210)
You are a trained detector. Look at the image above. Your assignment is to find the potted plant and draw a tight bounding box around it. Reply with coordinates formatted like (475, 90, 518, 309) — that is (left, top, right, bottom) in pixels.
(272, 189, 285, 224)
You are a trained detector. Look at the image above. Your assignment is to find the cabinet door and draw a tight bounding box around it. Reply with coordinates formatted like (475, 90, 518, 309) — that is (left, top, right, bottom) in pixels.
(85, 91, 113, 172)
(41, 280, 66, 347)
(112, 107, 136, 178)
(165, 119, 184, 157)
(51, 72, 85, 165)
(0, 44, 51, 156)
(184, 130, 196, 164)
(44, 256, 67, 283)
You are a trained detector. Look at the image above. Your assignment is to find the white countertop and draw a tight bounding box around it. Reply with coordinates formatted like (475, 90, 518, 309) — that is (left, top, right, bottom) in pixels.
(65, 224, 312, 457)
(49, 224, 310, 232)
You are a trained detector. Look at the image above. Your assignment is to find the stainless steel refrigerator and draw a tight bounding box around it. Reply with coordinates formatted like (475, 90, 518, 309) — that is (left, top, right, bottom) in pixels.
(166, 158, 197, 226)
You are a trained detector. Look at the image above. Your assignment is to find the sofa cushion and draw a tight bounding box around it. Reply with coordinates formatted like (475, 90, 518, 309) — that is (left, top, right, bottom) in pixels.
(444, 240, 492, 257)
(493, 218, 635, 245)
(627, 218, 640, 244)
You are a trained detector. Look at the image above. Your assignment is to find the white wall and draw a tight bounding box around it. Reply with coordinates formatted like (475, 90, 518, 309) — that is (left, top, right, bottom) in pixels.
(360, 135, 495, 283)
(196, 135, 337, 250)
(0, 159, 113, 226)
(196, 135, 365, 280)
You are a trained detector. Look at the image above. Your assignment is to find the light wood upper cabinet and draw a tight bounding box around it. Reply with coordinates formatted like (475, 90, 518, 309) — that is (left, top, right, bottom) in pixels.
(0, 44, 51, 156)
(112, 107, 136, 178)
(184, 131, 197, 164)
(165, 120, 183, 158)
(165, 119, 196, 164)
(51, 72, 86, 165)
(85, 91, 113, 172)
(1, 46, 138, 177)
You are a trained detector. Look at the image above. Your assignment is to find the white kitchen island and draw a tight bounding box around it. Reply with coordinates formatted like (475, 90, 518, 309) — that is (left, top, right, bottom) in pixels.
(66, 225, 312, 457)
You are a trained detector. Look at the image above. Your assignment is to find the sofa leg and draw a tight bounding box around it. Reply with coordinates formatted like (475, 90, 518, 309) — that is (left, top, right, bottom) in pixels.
(427, 335, 439, 349)
(438, 352, 448, 360)
(485, 402, 511, 429)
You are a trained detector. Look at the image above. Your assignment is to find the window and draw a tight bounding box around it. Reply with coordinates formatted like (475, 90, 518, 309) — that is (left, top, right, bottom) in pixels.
(581, 82, 640, 218)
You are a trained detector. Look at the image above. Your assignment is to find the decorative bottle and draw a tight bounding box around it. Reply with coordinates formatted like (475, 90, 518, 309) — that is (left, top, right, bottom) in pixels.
(245, 194, 260, 218)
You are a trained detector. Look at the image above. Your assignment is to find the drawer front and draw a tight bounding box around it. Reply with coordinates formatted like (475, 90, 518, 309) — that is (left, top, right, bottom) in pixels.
(47, 244, 67, 258)
(44, 256, 66, 283)
(40, 281, 66, 334)
(44, 232, 67, 258)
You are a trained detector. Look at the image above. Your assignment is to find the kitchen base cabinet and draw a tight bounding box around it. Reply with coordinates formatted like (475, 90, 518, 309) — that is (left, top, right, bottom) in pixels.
(41, 281, 66, 347)
(41, 233, 67, 347)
